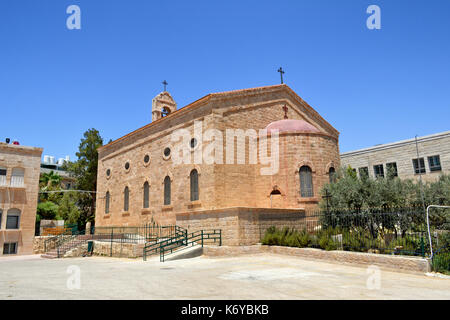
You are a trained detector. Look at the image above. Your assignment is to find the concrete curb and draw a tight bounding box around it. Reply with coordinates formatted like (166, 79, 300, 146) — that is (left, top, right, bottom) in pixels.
(203, 245, 432, 274)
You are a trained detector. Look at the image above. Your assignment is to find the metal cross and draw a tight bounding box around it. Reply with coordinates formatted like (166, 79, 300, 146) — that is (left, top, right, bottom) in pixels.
(277, 67, 285, 84)
(282, 104, 288, 119)
(162, 80, 168, 91)
(322, 189, 332, 214)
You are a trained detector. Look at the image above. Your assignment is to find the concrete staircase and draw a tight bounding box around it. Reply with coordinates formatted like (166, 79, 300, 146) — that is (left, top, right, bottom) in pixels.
(41, 234, 92, 259)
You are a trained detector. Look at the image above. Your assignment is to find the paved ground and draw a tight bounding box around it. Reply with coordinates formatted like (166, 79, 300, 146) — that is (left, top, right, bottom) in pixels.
(0, 254, 449, 299)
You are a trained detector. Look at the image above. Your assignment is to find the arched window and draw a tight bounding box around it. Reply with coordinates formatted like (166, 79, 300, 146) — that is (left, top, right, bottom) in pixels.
(124, 187, 129, 212)
(6, 209, 21, 229)
(161, 107, 171, 117)
(329, 167, 336, 183)
(164, 176, 171, 205)
(143, 182, 149, 208)
(270, 189, 281, 195)
(190, 170, 199, 201)
(105, 191, 110, 214)
(299, 166, 314, 197)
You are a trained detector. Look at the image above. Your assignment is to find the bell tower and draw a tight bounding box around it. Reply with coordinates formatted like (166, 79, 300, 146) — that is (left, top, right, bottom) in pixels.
(152, 91, 177, 122)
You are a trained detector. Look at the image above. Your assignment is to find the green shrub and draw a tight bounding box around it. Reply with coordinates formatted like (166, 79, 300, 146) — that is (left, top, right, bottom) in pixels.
(432, 252, 450, 275)
(298, 229, 312, 247)
(316, 228, 338, 251)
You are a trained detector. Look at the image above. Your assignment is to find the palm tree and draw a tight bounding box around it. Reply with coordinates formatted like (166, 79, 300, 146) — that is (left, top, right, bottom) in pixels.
(40, 171, 62, 188)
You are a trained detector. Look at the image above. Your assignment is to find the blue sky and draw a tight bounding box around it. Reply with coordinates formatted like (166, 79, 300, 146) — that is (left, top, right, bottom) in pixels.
(1, 0, 449, 160)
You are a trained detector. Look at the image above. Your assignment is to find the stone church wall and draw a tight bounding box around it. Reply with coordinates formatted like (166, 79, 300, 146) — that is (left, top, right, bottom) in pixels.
(95, 85, 340, 229)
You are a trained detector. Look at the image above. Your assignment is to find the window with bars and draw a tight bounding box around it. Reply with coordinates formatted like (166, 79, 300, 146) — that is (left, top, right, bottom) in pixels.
(386, 162, 398, 178)
(0, 167, 6, 186)
(428, 155, 441, 172)
(299, 166, 314, 197)
(6, 209, 20, 229)
(124, 187, 129, 212)
(328, 167, 336, 183)
(105, 191, 110, 214)
(359, 167, 369, 178)
(164, 176, 171, 205)
(190, 170, 199, 201)
(412, 158, 426, 174)
(143, 182, 150, 208)
(3, 243, 17, 255)
(10, 168, 24, 187)
(373, 164, 384, 178)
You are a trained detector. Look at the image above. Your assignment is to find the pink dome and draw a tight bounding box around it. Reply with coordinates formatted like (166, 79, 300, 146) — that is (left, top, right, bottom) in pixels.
(266, 119, 320, 134)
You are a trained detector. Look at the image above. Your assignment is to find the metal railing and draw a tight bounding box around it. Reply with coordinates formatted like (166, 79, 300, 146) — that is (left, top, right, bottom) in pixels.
(44, 229, 73, 252)
(56, 230, 89, 258)
(143, 228, 222, 262)
(143, 226, 187, 260)
(259, 207, 449, 257)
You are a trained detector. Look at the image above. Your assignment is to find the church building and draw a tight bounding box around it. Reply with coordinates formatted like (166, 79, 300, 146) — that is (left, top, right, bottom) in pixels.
(95, 84, 340, 243)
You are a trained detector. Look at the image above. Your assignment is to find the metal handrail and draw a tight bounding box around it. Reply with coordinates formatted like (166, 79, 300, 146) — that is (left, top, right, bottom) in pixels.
(143, 226, 187, 260)
(142, 228, 222, 262)
(160, 229, 222, 262)
(43, 229, 72, 252)
(56, 230, 90, 258)
(426, 205, 450, 258)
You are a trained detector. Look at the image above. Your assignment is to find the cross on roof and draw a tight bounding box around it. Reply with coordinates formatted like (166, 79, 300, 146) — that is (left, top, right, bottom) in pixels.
(277, 67, 285, 84)
(282, 104, 288, 119)
(162, 80, 168, 92)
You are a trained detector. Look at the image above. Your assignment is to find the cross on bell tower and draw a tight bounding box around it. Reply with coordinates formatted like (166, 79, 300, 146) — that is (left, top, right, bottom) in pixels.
(277, 67, 285, 84)
(282, 104, 288, 119)
(162, 80, 168, 92)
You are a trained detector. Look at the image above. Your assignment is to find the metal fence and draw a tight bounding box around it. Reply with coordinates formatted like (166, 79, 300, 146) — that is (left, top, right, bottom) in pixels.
(93, 224, 177, 244)
(259, 207, 449, 258)
(91, 224, 178, 257)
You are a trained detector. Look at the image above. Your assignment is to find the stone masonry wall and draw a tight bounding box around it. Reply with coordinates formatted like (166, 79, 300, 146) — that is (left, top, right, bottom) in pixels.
(176, 207, 307, 246)
(0, 143, 42, 255)
(95, 85, 340, 229)
(203, 245, 431, 274)
(341, 131, 450, 182)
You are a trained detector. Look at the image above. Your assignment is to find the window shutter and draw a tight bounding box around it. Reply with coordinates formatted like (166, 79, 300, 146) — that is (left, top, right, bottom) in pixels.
(164, 176, 171, 205)
(190, 170, 199, 201)
(105, 191, 110, 214)
(300, 166, 313, 197)
(143, 182, 149, 208)
(124, 187, 129, 211)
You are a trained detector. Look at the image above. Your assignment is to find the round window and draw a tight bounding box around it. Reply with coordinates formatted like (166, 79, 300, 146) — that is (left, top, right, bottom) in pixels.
(144, 155, 150, 163)
(125, 162, 130, 170)
(106, 169, 111, 177)
(164, 147, 171, 157)
(190, 138, 197, 149)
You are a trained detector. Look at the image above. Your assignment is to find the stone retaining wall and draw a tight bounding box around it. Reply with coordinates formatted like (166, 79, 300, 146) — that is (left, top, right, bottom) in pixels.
(33, 236, 55, 254)
(176, 207, 307, 246)
(203, 245, 431, 274)
(92, 241, 144, 259)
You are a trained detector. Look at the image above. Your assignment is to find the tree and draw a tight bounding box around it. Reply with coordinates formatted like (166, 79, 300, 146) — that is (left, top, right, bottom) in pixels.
(37, 201, 60, 221)
(40, 171, 62, 188)
(63, 128, 103, 227)
(320, 166, 450, 212)
(58, 192, 81, 224)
